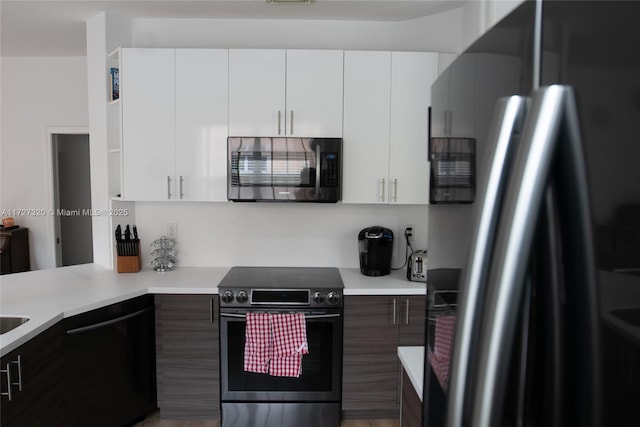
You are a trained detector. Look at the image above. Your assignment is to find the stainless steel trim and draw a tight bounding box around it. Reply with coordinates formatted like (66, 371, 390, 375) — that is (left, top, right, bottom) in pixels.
(1, 363, 11, 401)
(315, 144, 322, 195)
(167, 176, 172, 200)
(66, 307, 153, 335)
(392, 178, 398, 202)
(446, 96, 528, 427)
(278, 110, 282, 135)
(249, 288, 311, 306)
(405, 298, 410, 325)
(533, 0, 542, 90)
(469, 86, 569, 427)
(220, 312, 341, 319)
(179, 175, 184, 199)
(12, 355, 21, 391)
(392, 298, 397, 325)
(290, 110, 294, 135)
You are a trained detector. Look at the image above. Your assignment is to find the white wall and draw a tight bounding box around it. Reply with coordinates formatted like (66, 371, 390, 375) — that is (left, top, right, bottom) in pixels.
(131, 9, 464, 52)
(134, 202, 429, 269)
(0, 57, 88, 270)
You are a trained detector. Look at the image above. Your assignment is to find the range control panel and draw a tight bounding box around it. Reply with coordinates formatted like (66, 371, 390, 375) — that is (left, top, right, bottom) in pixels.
(218, 288, 343, 308)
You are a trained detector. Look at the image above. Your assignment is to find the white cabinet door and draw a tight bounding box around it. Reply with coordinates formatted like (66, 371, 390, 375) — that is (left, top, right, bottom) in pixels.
(342, 51, 392, 204)
(228, 49, 286, 136)
(175, 49, 229, 201)
(285, 50, 344, 137)
(389, 52, 438, 204)
(121, 48, 175, 201)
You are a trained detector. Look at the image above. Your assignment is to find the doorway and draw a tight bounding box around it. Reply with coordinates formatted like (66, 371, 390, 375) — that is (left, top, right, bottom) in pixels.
(52, 133, 94, 266)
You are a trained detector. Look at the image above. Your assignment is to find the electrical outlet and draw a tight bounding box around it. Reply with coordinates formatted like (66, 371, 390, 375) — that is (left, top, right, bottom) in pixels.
(404, 225, 414, 242)
(166, 223, 177, 239)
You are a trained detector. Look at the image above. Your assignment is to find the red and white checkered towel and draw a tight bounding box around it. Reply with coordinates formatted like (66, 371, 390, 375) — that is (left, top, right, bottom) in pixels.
(271, 313, 309, 378)
(244, 313, 272, 374)
(243, 312, 309, 378)
(428, 314, 457, 391)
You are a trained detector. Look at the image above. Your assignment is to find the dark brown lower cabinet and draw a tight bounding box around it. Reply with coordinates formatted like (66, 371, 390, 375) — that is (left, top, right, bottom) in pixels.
(0, 323, 66, 426)
(342, 295, 426, 419)
(155, 294, 220, 420)
(400, 369, 422, 427)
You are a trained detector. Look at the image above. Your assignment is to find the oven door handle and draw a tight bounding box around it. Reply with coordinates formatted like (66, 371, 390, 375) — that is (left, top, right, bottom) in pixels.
(220, 312, 341, 319)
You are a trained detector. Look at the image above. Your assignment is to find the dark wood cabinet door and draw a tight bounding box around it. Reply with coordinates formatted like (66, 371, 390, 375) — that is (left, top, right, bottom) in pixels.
(0, 323, 66, 427)
(342, 295, 400, 418)
(398, 295, 426, 346)
(155, 294, 220, 419)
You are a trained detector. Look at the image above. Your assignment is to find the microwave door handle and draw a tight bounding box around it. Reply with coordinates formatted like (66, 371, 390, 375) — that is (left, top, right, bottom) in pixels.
(315, 144, 321, 194)
(446, 96, 528, 427)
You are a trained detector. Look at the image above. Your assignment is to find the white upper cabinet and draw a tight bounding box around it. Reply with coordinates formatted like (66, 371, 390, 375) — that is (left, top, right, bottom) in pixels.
(121, 48, 176, 201)
(228, 49, 343, 137)
(228, 49, 286, 137)
(342, 51, 438, 204)
(175, 49, 229, 202)
(285, 50, 344, 137)
(121, 48, 229, 201)
(389, 52, 438, 204)
(342, 51, 392, 204)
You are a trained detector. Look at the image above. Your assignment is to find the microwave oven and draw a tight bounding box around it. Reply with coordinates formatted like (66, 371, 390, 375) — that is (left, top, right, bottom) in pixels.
(227, 137, 341, 202)
(430, 137, 475, 203)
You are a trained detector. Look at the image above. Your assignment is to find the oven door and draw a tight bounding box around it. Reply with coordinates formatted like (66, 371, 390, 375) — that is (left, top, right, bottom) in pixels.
(220, 308, 342, 402)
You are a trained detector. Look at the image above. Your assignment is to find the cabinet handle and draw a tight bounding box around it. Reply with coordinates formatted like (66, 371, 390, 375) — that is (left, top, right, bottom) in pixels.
(1, 362, 12, 401)
(405, 298, 410, 325)
(290, 110, 294, 135)
(167, 176, 172, 200)
(392, 178, 398, 202)
(278, 110, 282, 135)
(12, 355, 22, 391)
(179, 176, 184, 200)
(392, 298, 397, 325)
(379, 178, 385, 202)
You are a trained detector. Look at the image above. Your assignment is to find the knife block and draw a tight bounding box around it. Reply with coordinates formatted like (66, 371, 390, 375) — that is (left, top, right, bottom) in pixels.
(116, 243, 141, 273)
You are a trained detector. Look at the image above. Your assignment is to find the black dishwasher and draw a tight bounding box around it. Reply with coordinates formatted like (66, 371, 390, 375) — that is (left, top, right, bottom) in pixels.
(63, 295, 157, 426)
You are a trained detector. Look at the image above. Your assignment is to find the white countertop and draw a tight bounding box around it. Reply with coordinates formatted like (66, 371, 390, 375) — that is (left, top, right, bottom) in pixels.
(398, 346, 425, 400)
(0, 264, 426, 356)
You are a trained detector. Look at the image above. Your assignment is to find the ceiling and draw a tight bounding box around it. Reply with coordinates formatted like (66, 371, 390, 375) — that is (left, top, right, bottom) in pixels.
(0, 0, 466, 57)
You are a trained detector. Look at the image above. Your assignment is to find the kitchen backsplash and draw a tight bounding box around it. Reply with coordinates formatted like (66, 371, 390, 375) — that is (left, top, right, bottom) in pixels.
(133, 202, 428, 268)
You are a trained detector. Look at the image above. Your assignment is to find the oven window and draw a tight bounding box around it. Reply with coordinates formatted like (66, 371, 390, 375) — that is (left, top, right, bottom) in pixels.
(226, 320, 335, 392)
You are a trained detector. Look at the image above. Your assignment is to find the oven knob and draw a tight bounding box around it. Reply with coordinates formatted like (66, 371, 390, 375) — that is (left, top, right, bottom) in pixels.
(221, 290, 234, 304)
(236, 290, 248, 304)
(327, 292, 341, 305)
(313, 292, 325, 304)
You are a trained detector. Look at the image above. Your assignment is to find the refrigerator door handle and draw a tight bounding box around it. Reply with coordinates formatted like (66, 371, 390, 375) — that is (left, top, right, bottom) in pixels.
(445, 95, 529, 427)
(468, 85, 599, 427)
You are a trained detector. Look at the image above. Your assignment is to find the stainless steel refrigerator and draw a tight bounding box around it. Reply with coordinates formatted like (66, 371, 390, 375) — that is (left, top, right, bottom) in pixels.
(424, 1, 640, 426)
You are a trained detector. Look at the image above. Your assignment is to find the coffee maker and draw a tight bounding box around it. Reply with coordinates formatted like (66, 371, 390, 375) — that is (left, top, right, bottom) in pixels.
(358, 226, 394, 276)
